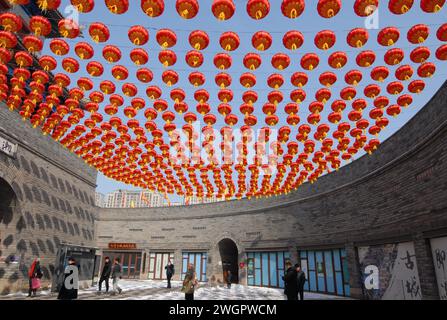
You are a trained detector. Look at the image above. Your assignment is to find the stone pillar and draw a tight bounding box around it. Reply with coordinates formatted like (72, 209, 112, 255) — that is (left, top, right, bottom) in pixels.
(413, 233, 439, 300)
(345, 242, 364, 299)
(173, 248, 183, 281)
(207, 247, 222, 286)
(238, 249, 247, 286)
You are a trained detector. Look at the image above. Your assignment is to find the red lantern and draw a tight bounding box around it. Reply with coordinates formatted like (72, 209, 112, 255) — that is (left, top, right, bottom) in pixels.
(36, 0, 61, 10)
(418, 62, 436, 77)
(318, 0, 341, 18)
(436, 44, 447, 60)
(86, 61, 104, 77)
(189, 72, 206, 87)
(62, 57, 79, 73)
(159, 50, 177, 67)
(247, 0, 270, 20)
(420, 0, 445, 13)
(75, 42, 94, 60)
(240, 73, 257, 88)
(410, 46, 431, 63)
(176, 0, 199, 19)
(271, 53, 290, 70)
(384, 48, 404, 65)
(356, 50, 376, 67)
(407, 24, 430, 44)
(186, 50, 204, 68)
(387, 81, 404, 95)
(29, 16, 52, 37)
(105, 0, 129, 14)
(0, 13, 22, 32)
(128, 25, 149, 46)
(136, 68, 153, 83)
(70, 0, 95, 13)
(388, 0, 414, 14)
(354, 0, 378, 17)
(103, 45, 122, 63)
(215, 73, 232, 88)
(395, 65, 414, 81)
(141, 0, 165, 17)
(283, 30, 304, 51)
(344, 70, 362, 86)
(347, 28, 369, 48)
(437, 24, 447, 41)
(58, 19, 80, 39)
(214, 53, 233, 70)
(89, 22, 110, 43)
(252, 31, 272, 51)
(408, 80, 425, 93)
(212, 0, 235, 20)
(315, 30, 336, 50)
(100, 80, 116, 95)
(188, 30, 209, 51)
(371, 66, 389, 82)
(220, 32, 240, 51)
(22, 35, 43, 53)
(291, 72, 309, 87)
(328, 51, 347, 69)
(281, 0, 305, 18)
(111, 65, 129, 81)
(130, 48, 149, 65)
(162, 70, 179, 87)
(0, 31, 17, 48)
(146, 86, 162, 100)
(267, 74, 284, 89)
(157, 29, 177, 48)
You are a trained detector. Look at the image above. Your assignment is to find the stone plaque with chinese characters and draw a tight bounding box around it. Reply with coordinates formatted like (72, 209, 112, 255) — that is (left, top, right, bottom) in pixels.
(0, 135, 17, 158)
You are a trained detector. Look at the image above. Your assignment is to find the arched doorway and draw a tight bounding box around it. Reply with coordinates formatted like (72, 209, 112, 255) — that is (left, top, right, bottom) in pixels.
(218, 238, 239, 284)
(0, 178, 18, 257)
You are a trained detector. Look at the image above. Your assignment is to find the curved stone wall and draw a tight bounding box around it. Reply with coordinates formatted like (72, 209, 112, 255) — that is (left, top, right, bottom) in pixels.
(0, 104, 98, 295)
(97, 82, 447, 299)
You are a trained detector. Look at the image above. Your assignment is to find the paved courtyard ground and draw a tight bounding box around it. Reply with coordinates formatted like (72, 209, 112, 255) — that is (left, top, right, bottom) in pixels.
(1, 280, 351, 300)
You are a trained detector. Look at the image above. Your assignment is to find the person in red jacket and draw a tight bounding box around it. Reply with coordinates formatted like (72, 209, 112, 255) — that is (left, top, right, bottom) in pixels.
(28, 258, 42, 297)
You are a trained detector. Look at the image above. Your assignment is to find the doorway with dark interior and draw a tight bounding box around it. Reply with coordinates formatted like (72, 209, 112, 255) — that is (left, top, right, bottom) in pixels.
(218, 238, 239, 285)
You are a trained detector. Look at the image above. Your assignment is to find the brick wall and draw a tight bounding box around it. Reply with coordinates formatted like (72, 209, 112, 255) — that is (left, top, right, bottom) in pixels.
(0, 104, 97, 295)
(97, 81, 447, 299)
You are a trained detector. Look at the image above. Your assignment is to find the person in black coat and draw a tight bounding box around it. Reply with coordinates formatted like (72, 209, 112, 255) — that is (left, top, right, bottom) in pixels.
(295, 264, 306, 301)
(57, 257, 79, 300)
(98, 257, 112, 294)
(226, 270, 232, 289)
(282, 261, 298, 300)
(165, 260, 175, 288)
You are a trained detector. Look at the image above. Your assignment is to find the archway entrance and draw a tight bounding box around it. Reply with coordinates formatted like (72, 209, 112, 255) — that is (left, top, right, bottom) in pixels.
(0, 178, 17, 257)
(218, 238, 239, 284)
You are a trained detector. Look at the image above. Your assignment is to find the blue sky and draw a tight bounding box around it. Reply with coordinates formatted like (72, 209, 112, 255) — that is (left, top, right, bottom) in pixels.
(44, 1, 446, 198)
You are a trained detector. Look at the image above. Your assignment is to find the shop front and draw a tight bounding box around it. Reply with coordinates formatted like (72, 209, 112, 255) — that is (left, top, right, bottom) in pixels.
(246, 251, 291, 288)
(181, 252, 208, 282)
(148, 252, 175, 280)
(298, 248, 350, 297)
(101, 243, 144, 279)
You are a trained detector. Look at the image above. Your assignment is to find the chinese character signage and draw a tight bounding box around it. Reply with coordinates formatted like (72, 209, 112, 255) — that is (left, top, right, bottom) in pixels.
(430, 236, 447, 300)
(108, 243, 137, 250)
(358, 241, 422, 300)
(0, 136, 17, 158)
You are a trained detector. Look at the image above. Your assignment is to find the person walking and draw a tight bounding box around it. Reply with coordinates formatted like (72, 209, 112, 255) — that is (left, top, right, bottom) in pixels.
(181, 263, 198, 300)
(28, 258, 42, 297)
(111, 257, 123, 295)
(282, 261, 298, 300)
(98, 256, 112, 294)
(295, 264, 306, 301)
(165, 260, 175, 289)
(226, 270, 232, 289)
(57, 257, 79, 300)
